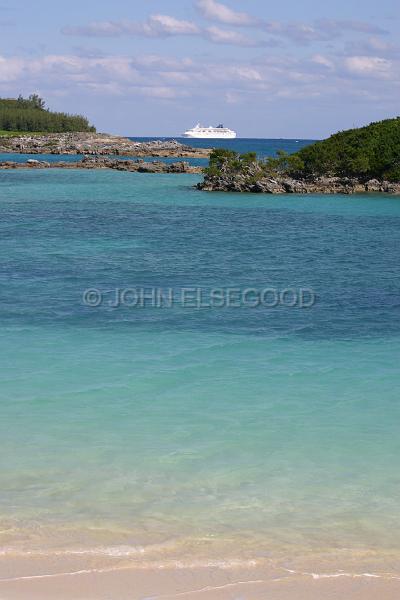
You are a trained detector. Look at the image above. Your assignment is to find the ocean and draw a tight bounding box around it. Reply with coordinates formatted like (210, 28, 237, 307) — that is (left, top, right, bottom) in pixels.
(0, 139, 400, 576)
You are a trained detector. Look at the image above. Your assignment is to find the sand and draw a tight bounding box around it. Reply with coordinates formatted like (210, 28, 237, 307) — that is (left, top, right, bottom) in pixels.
(1, 559, 400, 600)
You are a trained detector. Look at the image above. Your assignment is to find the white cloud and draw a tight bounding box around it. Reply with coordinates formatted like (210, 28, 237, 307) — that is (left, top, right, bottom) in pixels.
(63, 15, 268, 46)
(205, 25, 255, 45)
(0, 56, 24, 81)
(62, 9, 389, 49)
(345, 36, 400, 58)
(363, 37, 395, 52)
(230, 66, 263, 81)
(316, 19, 387, 36)
(344, 56, 392, 78)
(312, 54, 335, 69)
(263, 18, 388, 45)
(1, 50, 399, 111)
(148, 15, 200, 36)
(196, 0, 259, 26)
(63, 15, 200, 38)
(194, 2, 387, 46)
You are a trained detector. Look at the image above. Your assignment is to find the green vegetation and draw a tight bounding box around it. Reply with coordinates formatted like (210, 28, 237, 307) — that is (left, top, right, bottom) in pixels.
(0, 95, 96, 133)
(0, 130, 44, 138)
(205, 149, 257, 176)
(294, 117, 400, 181)
(207, 118, 400, 182)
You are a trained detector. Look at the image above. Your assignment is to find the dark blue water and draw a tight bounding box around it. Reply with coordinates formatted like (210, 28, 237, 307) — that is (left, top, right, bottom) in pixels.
(0, 169, 398, 340)
(131, 136, 315, 159)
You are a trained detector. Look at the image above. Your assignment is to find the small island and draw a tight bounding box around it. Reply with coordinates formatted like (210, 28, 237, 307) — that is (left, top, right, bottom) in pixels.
(0, 156, 202, 174)
(0, 95, 210, 159)
(198, 118, 400, 194)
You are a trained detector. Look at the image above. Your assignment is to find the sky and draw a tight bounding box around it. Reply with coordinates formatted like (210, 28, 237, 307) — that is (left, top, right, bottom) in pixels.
(0, 0, 399, 138)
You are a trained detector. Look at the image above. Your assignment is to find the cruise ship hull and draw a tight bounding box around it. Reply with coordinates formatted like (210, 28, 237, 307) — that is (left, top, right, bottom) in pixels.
(183, 131, 237, 139)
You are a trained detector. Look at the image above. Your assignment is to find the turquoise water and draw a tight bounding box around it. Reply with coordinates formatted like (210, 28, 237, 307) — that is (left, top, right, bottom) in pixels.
(0, 160, 400, 566)
(0, 152, 208, 166)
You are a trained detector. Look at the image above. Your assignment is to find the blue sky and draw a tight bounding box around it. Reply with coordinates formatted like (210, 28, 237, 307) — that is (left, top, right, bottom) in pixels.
(0, 0, 399, 137)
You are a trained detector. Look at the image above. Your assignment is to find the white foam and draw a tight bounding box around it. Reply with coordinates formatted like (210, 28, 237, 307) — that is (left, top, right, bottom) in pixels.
(283, 567, 400, 581)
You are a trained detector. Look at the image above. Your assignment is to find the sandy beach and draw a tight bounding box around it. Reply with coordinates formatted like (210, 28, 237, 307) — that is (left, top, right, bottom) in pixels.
(1, 558, 400, 599)
(1, 545, 400, 600)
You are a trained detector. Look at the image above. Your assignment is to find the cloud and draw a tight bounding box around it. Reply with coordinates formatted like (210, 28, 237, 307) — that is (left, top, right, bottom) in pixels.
(147, 15, 200, 36)
(344, 55, 392, 78)
(263, 19, 388, 45)
(2, 49, 398, 113)
(195, 0, 259, 26)
(0, 52, 257, 93)
(194, 1, 387, 46)
(63, 15, 200, 38)
(0, 56, 24, 82)
(344, 36, 400, 58)
(204, 25, 261, 46)
(311, 54, 335, 69)
(62, 7, 389, 49)
(63, 15, 270, 46)
(316, 19, 388, 36)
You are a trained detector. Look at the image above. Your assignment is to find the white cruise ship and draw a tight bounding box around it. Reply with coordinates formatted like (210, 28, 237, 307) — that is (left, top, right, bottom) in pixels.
(182, 123, 237, 139)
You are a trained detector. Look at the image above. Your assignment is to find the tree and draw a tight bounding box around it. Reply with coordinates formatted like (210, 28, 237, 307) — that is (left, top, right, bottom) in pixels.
(28, 94, 46, 110)
(0, 95, 96, 132)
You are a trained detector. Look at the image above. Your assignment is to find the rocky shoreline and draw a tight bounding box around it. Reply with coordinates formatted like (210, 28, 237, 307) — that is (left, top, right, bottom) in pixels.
(3, 134, 399, 194)
(4, 157, 399, 193)
(0, 132, 210, 158)
(0, 156, 202, 174)
(197, 173, 400, 194)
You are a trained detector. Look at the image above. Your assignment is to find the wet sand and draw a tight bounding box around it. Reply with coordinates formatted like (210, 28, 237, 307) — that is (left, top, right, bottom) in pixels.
(1, 555, 400, 600)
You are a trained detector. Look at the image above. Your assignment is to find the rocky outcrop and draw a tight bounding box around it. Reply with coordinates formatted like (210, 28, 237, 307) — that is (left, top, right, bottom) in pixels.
(0, 132, 210, 158)
(198, 173, 400, 195)
(0, 156, 202, 174)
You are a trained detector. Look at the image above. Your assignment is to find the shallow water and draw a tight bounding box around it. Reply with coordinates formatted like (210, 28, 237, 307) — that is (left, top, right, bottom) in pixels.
(0, 160, 399, 567)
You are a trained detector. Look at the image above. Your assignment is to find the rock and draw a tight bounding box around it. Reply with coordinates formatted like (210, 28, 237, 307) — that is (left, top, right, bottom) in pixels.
(0, 132, 211, 158)
(282, 179, 308, 193)
(382, 182, 400, 194)
(167, 161, 191, 173)
(250, 179, 284, 193)
(197, 173, 400, 195)
(0, 157, 203, 174)
(137, 162, 164, 173)
(366, 179, 382, 192)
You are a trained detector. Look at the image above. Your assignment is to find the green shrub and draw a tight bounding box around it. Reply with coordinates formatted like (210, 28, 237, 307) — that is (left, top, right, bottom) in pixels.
(296, 117, 400, 180)
(205, 118, 400, 183)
